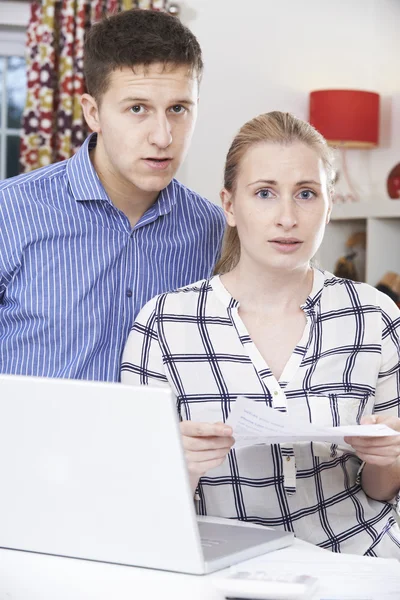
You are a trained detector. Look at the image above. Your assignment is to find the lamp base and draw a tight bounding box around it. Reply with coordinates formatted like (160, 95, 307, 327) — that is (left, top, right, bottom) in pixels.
(332, 147, 359, 203)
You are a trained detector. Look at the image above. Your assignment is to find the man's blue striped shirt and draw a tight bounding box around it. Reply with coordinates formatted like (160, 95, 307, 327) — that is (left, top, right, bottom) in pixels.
(0, 134, 225, 381)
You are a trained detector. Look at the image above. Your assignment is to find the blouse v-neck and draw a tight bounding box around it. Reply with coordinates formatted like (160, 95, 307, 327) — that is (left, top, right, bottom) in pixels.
(210, 269, 325, 390)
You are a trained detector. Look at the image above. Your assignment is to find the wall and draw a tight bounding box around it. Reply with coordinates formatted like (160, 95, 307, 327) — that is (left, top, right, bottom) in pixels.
(0, 1, 30, 27)
(1, 0, 400, 206)
(178, 0, 400, 205)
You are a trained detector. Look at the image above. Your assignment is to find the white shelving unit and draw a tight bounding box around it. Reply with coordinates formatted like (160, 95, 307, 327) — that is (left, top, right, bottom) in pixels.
(316, 200, 400, 286)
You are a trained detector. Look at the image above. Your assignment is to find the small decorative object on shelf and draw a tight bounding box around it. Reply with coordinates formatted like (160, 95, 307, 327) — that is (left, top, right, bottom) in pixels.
(334, 252, 358, 281)
(376, 271, 400, 307)
(167, 2, 180, 16)
(387, 163, 400, 199)
(333, 231, 366, 282)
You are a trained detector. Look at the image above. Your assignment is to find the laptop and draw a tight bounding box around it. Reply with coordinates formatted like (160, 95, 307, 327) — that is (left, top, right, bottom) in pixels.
(0, 375, 293, 574)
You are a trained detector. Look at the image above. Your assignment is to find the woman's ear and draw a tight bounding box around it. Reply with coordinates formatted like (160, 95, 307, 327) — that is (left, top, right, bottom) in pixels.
(326, 190, 334, 224)
(220, 188, 236, 227)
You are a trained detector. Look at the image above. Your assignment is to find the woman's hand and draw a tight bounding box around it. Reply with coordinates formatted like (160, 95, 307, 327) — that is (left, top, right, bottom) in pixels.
(179, 420, 235, 495)
(344, 414, 400, 466)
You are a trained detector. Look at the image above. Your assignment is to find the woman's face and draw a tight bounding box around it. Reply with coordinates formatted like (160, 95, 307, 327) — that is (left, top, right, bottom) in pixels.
(221, 141, 332, 274)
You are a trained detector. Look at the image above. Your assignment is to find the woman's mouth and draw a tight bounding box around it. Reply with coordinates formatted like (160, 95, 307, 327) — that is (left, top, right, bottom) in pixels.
(269, 238, 303, 253)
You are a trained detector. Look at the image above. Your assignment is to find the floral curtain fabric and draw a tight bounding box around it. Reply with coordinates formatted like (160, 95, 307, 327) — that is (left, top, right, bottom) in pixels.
(20, 0, 167, 172)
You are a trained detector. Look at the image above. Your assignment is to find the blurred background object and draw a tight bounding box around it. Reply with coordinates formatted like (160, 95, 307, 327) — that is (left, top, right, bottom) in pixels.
(309, 89, 380, 203)
(333, 231, 366, 282)
(376, 271, 400, 306)
(387, 162, 400, 199)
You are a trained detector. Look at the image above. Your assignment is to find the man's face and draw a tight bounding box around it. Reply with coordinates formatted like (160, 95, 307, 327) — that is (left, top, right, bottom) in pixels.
(82, 63, 198, 198)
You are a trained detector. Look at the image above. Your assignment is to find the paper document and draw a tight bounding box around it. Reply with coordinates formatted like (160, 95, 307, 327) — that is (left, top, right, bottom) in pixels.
(226, 397, 400, 449)
(224, 545, 400, 599)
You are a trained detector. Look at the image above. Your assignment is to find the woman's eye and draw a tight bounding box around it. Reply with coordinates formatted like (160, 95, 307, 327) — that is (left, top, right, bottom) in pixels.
(297, 189, 315, 200)
(256, 189, 273, 199)
(130, 105, 145, 114)
(170, 105, 186, 114)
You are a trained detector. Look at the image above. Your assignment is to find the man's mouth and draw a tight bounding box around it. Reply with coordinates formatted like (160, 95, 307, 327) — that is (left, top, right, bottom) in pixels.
(143, 157, 172, 171)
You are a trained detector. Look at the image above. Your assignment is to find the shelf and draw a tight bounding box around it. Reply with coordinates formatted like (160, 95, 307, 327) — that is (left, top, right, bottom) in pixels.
(330, 200, 400, 221)
(319, 200, 400, 287)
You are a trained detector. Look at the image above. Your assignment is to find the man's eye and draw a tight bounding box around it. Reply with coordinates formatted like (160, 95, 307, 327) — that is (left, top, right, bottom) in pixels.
(170, 105, 185, 114)
(130, 105, 144, 114)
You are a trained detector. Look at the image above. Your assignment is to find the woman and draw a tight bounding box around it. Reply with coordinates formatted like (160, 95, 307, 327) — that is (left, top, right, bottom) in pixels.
(121, 111, 400, 557)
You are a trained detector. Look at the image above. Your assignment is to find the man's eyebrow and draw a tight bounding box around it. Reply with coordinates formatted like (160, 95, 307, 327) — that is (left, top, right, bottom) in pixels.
(175, 99, 196, 106)
(118, 97, 196, 105)
(119, 97, 150, 104)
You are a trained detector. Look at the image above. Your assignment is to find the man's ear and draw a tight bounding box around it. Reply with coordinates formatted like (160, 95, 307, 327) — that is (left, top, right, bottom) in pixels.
(80, 93, 101, 133)
(220, 188, 236, 227)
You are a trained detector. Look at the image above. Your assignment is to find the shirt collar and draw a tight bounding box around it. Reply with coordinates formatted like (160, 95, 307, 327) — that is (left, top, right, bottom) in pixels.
(66, 132, 177, 218)
(66, 133, 109, 202)
(211, 267, 326, 313)
(300, 267, 325, 314)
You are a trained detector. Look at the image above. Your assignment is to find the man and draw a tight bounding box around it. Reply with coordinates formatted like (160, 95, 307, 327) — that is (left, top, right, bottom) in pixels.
(0, 9, 225, 381)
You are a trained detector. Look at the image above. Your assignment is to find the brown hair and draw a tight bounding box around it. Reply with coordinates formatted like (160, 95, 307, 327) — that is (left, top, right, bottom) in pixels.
(84, 8, 203, 102)
(215, 111, 334, 275)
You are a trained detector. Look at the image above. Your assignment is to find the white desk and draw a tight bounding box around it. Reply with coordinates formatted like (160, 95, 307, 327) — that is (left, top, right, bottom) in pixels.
(0, 540, 320, 600)
(0, 518, 322, 600)
(0, 547, 220, 600)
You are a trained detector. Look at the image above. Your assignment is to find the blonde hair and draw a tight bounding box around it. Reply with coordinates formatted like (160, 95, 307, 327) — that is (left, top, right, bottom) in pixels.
(215, 111, 334, 275)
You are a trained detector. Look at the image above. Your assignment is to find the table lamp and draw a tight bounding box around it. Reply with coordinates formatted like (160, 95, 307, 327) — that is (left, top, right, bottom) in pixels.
(309, 89, 380, 202)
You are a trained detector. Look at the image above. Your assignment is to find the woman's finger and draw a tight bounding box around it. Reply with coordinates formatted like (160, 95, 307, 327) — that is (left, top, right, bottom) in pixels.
(183, 434, 235, 451)
(185, 447, 232, 464)
(187, 456, 228, 475)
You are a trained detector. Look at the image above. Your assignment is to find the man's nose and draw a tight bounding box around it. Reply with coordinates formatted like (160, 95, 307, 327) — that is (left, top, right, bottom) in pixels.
(148, 115, 172, 149)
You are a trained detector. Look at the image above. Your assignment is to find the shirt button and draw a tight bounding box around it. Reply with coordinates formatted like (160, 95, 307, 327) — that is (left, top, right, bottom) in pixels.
(273, 391, 279, 396)
(126, 289, 133, 298)
(286, 456, 291, 462)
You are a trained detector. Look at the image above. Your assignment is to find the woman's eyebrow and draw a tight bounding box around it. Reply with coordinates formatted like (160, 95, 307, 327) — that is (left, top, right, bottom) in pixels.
(247, 179, 277, 187)
(296, 180, 321, 186)
(247, 179, 322, 187)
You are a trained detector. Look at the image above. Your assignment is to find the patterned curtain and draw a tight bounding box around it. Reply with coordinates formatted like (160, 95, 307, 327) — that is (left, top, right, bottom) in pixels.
(20, 0, 167, 173)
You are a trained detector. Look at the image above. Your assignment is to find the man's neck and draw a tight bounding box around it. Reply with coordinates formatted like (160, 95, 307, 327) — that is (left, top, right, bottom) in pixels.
(90, 145, 159, 229)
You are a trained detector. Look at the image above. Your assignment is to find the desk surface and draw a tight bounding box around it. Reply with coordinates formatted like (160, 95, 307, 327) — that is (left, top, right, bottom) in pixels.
(0, 518, 323, 600)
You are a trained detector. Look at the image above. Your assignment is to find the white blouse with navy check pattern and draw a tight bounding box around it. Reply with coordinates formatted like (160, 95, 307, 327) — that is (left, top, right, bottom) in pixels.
(121, 269, 400, 558)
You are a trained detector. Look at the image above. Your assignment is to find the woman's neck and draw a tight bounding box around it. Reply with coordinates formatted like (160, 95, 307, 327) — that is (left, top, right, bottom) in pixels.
(220, 261, 314, 314)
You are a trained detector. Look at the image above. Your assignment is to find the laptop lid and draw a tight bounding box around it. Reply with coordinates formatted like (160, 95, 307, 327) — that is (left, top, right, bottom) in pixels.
(0, 375, 205, 574)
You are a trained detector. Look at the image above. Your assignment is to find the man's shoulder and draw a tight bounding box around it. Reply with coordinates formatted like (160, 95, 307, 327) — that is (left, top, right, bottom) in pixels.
(172, 179, 225, 222)
(0, 160, 68, 199)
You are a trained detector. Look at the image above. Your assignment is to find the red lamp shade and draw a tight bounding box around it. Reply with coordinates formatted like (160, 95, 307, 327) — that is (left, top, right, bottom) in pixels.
(309, 89, 380, 148)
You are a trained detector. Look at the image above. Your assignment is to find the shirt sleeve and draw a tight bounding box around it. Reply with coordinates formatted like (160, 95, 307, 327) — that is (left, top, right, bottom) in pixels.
(0, 191, 21, 303)
(121, 295, 169, 388)
(374, 290, 400, 417)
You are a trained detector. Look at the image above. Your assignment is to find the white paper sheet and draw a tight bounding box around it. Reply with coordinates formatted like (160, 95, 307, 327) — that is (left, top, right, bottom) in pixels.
(223, 546, 400, 599)
(226, 397, 400, 449)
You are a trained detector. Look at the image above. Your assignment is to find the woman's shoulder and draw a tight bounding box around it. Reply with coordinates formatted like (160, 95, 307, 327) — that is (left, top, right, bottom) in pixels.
(320, 270, 400, 317)
(135, 278, 215, 322)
